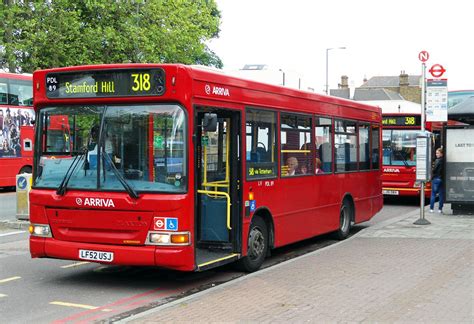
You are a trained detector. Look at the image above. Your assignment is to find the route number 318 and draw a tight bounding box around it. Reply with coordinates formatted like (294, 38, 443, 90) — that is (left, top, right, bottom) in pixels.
(131, 73, 151, 91)
(405, 116, 415, 125)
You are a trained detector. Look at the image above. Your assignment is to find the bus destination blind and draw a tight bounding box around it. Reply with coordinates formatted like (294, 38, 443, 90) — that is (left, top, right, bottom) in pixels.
(382, 115, 421, 127)
(46, 68, 166, 98)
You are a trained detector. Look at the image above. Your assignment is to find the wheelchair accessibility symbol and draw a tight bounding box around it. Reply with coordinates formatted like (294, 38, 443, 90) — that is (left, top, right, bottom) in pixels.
(166, 218, 178, 231)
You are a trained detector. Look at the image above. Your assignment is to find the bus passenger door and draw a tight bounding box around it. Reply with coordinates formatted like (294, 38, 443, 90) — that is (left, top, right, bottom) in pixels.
(195, 108, 241, 271)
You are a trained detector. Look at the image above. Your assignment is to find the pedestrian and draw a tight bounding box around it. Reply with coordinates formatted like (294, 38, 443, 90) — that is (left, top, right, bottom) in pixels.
(430, 147, 444, 213)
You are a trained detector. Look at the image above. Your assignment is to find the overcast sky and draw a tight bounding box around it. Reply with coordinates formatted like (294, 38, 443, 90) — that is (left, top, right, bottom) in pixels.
(208, 0, 473, 93)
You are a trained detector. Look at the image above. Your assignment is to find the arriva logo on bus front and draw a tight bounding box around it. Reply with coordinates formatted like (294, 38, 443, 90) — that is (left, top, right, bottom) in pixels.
(205, 84, 230, 97)
(76, 197, 115, 208)
(383, 168, 401, 173)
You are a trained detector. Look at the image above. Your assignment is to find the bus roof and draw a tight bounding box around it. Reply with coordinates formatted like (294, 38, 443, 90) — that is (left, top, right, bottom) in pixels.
(183, 64, 380, 113)
(33, 63, 381, 118)
(0, 71, 32, 80)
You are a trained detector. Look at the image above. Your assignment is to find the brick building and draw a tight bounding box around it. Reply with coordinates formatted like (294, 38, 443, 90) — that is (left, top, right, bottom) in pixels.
(331, 72, 422, 103)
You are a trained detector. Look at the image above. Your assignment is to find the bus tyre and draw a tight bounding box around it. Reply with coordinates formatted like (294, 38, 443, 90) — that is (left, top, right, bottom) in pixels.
(239, 216, 268, 272)
(335, 200, 352, 240)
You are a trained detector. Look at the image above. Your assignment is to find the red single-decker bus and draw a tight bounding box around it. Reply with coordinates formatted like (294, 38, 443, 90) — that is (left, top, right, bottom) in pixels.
(30, 64, 383, 272)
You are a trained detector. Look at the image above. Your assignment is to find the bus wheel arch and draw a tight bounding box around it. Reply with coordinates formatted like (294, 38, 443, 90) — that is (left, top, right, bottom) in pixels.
(19, 165, 32, 174)
(336, 194, 355, 240)
(253, 207, 274, 252)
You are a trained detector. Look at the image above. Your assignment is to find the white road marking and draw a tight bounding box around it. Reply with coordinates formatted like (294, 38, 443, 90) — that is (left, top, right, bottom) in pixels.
(0, 293, 7, 298)
(0, 231, 26, 237)
(0, 276, 21, 284)
(60, 261, 90, 269)
(50, 301, 112, 312)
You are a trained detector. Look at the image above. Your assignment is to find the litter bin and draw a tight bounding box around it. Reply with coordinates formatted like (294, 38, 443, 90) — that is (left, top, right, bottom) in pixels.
(16, 173, 32, 220)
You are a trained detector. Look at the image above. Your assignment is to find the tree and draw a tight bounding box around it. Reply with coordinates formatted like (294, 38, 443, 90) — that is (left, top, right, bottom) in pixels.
(0, 0, 222, 73)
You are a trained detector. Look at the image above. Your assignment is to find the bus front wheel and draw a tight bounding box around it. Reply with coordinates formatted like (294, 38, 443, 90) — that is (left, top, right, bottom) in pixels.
(238, 216, 268, 272)
(335, 200, 352, 240)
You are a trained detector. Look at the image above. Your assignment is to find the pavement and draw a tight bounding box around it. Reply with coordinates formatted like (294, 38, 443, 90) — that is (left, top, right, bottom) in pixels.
(122, 204, 473, 323)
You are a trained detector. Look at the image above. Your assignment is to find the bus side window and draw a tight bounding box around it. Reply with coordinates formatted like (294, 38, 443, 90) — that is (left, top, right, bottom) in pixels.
(245, 108, 277, 179)
(315, 116, 333, 173)
(280, 113, 312, 176)
(359, 124, 370, 170)
(371, 125, 380, 169)
(0, 83, 7, 104)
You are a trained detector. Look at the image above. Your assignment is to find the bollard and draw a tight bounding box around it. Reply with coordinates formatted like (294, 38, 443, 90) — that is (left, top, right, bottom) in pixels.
(16, 173, 32, 220)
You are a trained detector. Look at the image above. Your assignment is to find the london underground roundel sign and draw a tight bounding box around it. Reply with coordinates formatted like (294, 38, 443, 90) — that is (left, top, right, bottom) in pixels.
(429, 64, 446, 78)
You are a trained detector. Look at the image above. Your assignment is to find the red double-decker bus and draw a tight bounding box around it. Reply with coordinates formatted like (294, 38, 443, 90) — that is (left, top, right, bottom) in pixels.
(29, 64, 383, 272)
(0, 72, 35, 188)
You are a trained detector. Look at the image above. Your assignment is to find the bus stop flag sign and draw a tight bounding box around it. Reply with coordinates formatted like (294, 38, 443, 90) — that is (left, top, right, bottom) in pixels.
(426, 77, 448, 122)
(425, 63, 447, 122)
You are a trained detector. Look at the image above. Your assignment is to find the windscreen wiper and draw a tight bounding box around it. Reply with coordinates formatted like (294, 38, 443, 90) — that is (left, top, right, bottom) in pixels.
(103, 153, 139, 199)
(391, 147, 410, 168)
(94, 106, 137, 199)
(56, 148, 88, 196)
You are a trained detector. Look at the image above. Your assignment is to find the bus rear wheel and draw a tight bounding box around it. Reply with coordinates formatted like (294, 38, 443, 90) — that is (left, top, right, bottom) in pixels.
(238, 216, 268, 272)
(335, 200, 352, 240)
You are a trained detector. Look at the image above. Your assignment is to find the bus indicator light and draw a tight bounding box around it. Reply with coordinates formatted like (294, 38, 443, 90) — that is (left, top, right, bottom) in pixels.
(170, 233, 189, 244)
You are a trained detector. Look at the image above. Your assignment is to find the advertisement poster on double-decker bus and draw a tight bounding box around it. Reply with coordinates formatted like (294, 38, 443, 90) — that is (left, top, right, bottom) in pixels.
(0, 107, 35, 157)
(445, 127, 474, 202)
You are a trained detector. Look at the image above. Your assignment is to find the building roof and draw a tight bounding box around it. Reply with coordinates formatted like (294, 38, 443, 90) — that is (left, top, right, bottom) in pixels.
(361, 75, 421, 88)
(330, 88, 350, 99)
(353, 88, 404, 101)
(358, 99, 420, 114)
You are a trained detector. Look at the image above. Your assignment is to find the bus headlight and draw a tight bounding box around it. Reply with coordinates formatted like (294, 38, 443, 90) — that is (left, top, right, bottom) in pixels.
(146, 231, 190, 246)
(29, 224, 52, 237)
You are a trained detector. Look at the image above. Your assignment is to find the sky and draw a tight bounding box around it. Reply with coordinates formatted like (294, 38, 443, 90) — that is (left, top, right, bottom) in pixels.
(208, 0, 473, 93)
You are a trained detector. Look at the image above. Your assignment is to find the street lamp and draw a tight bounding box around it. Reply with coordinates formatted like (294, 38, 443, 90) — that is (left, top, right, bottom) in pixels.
(325, 47, 346, 95)
(279, 69, 286, 86)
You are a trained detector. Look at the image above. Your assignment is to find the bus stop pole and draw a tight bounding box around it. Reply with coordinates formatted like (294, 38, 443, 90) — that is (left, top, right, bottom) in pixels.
(414, 62, 431, 225)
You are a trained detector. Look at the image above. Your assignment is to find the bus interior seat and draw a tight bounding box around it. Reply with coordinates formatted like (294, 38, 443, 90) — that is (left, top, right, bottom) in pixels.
(256, 147, 268, 162)
(383, 148, 391, 164)
(319, 142, 332, 172)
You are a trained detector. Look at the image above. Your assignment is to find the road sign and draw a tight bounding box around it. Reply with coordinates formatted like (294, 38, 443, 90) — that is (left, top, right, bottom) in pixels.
(418, 51, 429, 62)
(17, 176, 28, 190)
(429, 64, 446, 78)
